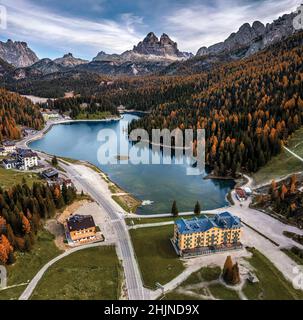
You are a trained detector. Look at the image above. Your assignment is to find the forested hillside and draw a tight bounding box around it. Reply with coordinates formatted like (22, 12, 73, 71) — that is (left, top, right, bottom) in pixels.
(0, 182, 77, 264)
(0, 89, 44, 142)
(48, 96, 119, 119)
(129, 32, 303, 176)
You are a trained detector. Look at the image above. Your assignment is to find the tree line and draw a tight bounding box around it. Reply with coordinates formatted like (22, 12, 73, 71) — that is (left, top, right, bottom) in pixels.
(0, 181, 77, 264)
(0, 88, 44, 142)
(129, 31, 303, 176)
(45, 95, 119, 119)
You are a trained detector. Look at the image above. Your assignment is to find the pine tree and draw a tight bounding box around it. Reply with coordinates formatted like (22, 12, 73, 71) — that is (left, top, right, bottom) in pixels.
(223, 256, 233, 283)
(194, 201, 201, 216)
(24, 235, 32, 252)
(171, 201, 179, 217)
(51, 156, 58, 166)
(231, 263, 240, 285)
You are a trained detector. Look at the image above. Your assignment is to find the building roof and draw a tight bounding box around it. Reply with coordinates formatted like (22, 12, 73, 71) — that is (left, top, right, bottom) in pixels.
(67, 215, 96, 232)
(236, 188, 246, 198)
(175, 212, 241, 235)
(2, 141, 16, 147)
(42, 168, 59, 179)
(18, 148, 38, 158)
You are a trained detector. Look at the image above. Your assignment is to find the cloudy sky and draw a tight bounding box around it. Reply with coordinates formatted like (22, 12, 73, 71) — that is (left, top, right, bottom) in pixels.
(0, 0, 300, 59)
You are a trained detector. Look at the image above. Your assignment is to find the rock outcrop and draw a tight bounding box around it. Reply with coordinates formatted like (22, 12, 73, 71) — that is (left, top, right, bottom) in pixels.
(196, 13, 296, 57)
(53, 53, 88, 67)
(0, 40, 39, 67)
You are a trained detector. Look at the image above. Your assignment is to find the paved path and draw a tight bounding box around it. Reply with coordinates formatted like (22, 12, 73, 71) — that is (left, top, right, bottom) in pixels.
(58, 161, 149, 300)
(131, 173, 303, 294)
(284, 146, 303, 163)
(19, 241, 113, 300)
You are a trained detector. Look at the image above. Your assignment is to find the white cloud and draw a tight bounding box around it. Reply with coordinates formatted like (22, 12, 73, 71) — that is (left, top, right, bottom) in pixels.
(164, 0, 300, 53)
(1, 0, 145, 57)
(0, 0, 300, 58)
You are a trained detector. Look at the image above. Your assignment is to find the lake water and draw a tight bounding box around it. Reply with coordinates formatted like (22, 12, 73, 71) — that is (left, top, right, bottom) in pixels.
(30, 114, 234, 215)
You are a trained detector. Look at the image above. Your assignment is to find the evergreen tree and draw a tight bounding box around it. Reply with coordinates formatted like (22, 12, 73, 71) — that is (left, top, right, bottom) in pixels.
(51, 156, 58, 166)
(171, 201, 179, 217)
(194, 201, 201, 216)
(223, 256, 233, 283)
(231, 263, 240, 285)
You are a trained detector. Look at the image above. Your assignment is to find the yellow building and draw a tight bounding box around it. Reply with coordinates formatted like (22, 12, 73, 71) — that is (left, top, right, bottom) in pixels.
(172, 212, 242, 257)
(66, 214, 97, 244)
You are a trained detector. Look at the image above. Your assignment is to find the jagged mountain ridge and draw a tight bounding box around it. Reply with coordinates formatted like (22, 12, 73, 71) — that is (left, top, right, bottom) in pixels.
(0, 8, 300, 78)
(53, 53, 89, 67)
(10, 53, 89, 80)
(8, 32, 192, 78)
(196, 12, 296, 57)
(0, 39, 39, 67)
(92, 32, 192, 64)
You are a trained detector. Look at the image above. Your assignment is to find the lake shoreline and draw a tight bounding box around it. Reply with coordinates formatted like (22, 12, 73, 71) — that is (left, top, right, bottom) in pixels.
(22, 115, 123, 148)
(26, 114, 236, 215)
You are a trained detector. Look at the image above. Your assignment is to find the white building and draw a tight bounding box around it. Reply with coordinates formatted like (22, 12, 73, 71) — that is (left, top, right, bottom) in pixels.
(0, 148, 7, 156)
(2, 141, 16, 153)
(41, 110, 61, 121)
(17, 149, 38, 170)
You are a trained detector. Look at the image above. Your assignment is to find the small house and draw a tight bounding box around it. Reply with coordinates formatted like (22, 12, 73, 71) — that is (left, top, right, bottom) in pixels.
(66, 215, 97, 244)
(2, 141, 16, 153)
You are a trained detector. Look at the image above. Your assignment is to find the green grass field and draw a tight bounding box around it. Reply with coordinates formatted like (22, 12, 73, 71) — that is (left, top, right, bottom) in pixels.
(208, 283, 241, 300)
(129, 225, 185, 289)
(243, 248, 303, 300)
(0, 230, 62, 300)
(0, 167, 42, 190)
(281, 248, 303, 265)
(182, 266, 221, 285)
(253, 127, 303, 185)
(30, 246, 122, 300)
(162, 266, 240, 300)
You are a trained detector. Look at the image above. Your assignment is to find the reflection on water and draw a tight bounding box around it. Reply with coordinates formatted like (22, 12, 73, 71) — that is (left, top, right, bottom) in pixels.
(30, 114, 234, 215)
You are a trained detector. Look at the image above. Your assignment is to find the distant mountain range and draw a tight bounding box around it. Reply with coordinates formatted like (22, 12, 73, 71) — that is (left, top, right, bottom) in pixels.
(0, 9, 299, 78)
(196, 12, 296, 58)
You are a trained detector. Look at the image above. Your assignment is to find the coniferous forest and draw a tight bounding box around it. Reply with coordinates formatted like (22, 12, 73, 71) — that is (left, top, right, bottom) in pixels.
(0, 31, 303, 263)
(128, 32, 303, 176)
(0, 182, 77, 264)
(2, 32, 303, 176)
(0, 88, 44, 142)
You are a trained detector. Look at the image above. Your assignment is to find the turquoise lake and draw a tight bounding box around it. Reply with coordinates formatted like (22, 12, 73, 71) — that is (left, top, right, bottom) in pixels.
(30, 114, 234, 215)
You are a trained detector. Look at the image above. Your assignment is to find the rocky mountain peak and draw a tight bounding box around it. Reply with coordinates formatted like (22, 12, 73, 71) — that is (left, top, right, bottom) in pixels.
(53, 53, 88, 67)
(133, 32, 189, 59)
(143, 32, 159, 43)
(160, 33, 177, 47)
(252, 21, 265, 35)
(196, 11, 296, 57)
(0, 39, 39, 67)
(63, 53, 74, 58)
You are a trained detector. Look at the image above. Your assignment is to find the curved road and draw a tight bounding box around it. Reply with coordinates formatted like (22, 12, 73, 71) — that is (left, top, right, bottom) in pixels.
(56, 160, 148, 300)
(18, 155, 148, 300)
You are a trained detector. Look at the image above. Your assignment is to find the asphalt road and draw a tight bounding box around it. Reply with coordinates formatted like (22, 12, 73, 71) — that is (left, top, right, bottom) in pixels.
(60, 162, 148, 300)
